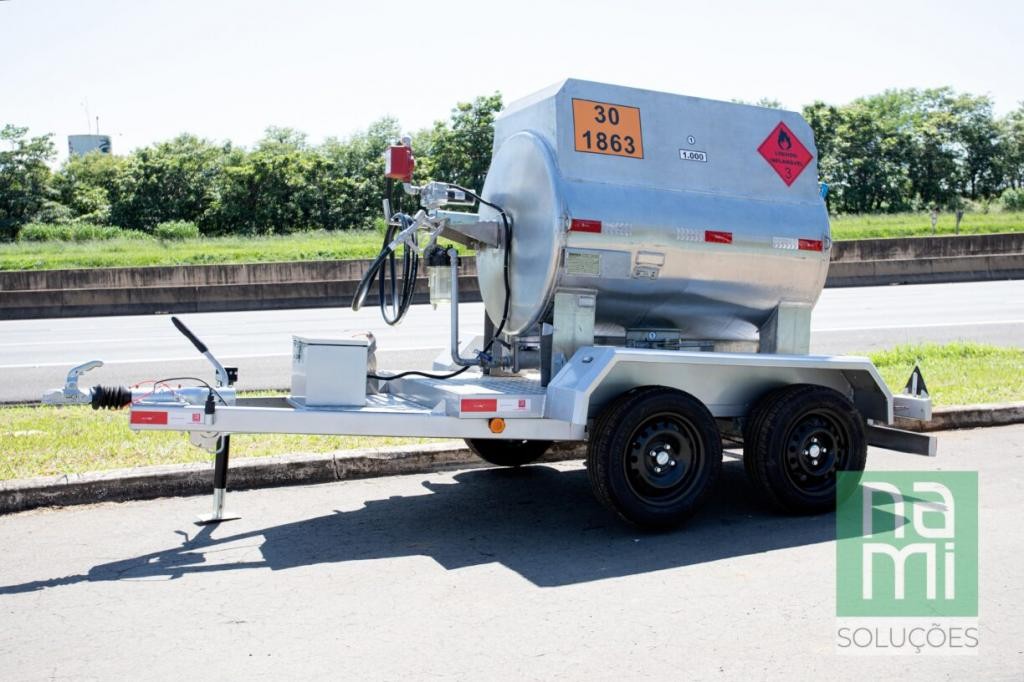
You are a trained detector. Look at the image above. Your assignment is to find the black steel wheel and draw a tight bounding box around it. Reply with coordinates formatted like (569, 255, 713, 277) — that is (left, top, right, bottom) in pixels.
(587, 387, 722, 528)
(745, 384, 867, 514)
(465, 439, 551, 467)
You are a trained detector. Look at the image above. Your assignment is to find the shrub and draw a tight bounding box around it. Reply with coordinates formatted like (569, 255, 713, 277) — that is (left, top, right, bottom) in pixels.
(1000, 188, 1024, 212)
(16, 222, 137, 242)
(32, 200, 76, 224)
(153, 220, 200, 240)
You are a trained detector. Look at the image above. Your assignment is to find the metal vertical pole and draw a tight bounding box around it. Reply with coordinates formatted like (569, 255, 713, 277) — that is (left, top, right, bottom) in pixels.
(197, 435, 239, 524)
(483, 310, 495, 375)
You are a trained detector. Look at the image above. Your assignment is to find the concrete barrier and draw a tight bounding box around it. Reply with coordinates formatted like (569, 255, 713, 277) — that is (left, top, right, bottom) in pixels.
(1, 233, 1021, 319)
(830, 231, 1024, 262)
(826, 253, 1024, 287)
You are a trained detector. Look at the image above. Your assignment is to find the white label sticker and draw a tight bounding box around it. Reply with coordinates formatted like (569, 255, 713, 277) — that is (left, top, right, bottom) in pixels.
(168, 410, 204, 426)
(497, 398, 530, 412)
(679, 149, 708, 163)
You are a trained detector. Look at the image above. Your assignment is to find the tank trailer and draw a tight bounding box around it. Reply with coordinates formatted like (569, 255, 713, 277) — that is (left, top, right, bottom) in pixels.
(44, 80, 934, 528)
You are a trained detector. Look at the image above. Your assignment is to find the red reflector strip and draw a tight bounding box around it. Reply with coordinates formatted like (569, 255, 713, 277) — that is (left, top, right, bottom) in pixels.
(131, 410, 168, 425)
(704, 230, 733, 244)
(798, 239, 823, 252)
(461, 399, 498, 413)
(570, 219, 602, 233)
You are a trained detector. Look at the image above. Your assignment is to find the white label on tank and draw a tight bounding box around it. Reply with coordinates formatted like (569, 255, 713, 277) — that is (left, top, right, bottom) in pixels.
(679, 149, 708, 163)
(566, 251, 601, 277)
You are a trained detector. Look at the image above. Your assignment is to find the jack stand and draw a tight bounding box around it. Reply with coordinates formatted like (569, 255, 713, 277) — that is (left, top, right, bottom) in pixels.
(196, 435, 240, 525)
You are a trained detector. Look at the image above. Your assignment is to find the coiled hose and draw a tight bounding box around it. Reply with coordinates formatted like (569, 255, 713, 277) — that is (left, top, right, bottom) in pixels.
(351, 213, 418, 326)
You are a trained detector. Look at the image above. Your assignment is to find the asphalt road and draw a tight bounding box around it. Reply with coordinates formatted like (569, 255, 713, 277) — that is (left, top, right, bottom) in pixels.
(2, 280, 1023, 403)
(1, 425, 1021, 680)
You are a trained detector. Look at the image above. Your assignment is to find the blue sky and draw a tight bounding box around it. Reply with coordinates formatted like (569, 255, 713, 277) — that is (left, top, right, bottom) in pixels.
(1, 0, 1021, 160)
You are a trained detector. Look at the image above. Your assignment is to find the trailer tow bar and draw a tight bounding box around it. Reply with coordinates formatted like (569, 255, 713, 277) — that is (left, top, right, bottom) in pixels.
(169, 316, 240, 525)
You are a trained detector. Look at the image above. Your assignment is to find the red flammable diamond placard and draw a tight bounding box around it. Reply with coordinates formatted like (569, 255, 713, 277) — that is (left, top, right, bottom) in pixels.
(758, 122, 813, 187)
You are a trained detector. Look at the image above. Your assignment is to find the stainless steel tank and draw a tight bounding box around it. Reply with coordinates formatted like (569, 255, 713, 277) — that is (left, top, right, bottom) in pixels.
(476, 79, 830, 343)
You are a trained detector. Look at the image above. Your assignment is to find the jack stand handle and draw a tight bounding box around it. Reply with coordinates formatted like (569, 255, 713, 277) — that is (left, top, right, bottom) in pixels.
(196, 435, 240, 525)
(170, 316, 231, 387)
(171, 316, 208, 354)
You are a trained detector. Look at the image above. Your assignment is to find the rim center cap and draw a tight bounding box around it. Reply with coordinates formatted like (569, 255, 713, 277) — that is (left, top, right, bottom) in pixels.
(655, 451, 670, 466)
(808, 444, 821, 458)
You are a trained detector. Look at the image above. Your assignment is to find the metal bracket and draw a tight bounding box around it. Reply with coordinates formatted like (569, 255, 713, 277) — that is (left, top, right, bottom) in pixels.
(866, 423, 937, 457)
(894, 365, 932, 421)
(552, 290, 597, 376)
(438, 219, 502, 249)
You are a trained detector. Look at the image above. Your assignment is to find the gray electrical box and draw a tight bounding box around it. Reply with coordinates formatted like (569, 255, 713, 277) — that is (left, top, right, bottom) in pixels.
(291, 337, 368, 407)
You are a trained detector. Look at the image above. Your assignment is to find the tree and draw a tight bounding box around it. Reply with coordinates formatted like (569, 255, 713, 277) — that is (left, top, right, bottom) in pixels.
(422, 93, 503, 193)
(999, 103, 1024, 190)
(951, 93, 1002, 199)
(112, 134, 230, 231)
(52, 151, 131, 224)
(803, 101, 842, 210)
(321, 117, 402, 229)
(0, 125, 56, 239)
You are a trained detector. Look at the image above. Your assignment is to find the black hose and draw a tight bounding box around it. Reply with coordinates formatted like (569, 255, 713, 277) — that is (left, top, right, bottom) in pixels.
(369, 185, 513, 383)
(448, 184, 512, 342)
(351, 214, 419, 326)
(379, 219, 418, 325)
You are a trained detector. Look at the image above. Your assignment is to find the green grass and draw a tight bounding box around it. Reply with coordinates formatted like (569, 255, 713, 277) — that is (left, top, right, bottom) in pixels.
(2, 211, 1021, 271)
(868, 342, 1024, 406)
(831, 211, 1024, 240)
(0, 229, 388, 271)
(1, 342, 1020, 481)
(0, 401, 446, 481)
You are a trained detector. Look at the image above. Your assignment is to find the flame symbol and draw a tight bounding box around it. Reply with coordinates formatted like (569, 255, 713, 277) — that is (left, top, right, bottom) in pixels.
(777, 129, 792, 150)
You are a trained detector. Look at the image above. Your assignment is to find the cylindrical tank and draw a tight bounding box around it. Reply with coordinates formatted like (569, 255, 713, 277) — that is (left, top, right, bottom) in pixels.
(476, 79, 830, 343)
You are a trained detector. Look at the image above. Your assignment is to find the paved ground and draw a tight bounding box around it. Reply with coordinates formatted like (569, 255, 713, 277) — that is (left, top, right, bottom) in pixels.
(2, 279, 1023, 403)
(1, 425, 1021, 680)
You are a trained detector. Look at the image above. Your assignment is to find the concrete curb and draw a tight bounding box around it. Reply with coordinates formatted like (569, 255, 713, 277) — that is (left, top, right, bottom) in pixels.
(895, 401, 1024, 432)
(0, 442, 586, 515)
(4, 402, 1024, 515)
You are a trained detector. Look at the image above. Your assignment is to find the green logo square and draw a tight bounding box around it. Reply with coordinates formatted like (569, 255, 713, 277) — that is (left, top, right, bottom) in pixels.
(836, 471, 978, 617)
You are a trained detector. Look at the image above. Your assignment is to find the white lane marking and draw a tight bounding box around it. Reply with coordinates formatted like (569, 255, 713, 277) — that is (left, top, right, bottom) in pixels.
(0, 346, 450, 369)
(812, 318, 1024, 332)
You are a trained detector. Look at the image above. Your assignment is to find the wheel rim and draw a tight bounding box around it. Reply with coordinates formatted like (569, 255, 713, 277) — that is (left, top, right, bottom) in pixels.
(782, 409, 850, 498)
(623, 412, 705, 507)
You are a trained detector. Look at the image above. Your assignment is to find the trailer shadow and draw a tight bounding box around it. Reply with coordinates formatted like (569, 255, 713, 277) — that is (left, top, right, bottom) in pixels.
(2, 457, 881, 594)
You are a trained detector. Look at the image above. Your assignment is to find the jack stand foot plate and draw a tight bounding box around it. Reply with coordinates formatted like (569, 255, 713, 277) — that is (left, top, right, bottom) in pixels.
(195, 513, 241, 526)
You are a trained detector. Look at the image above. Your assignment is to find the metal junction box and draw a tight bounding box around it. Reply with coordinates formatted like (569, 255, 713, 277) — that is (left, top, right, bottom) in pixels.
(291, 336, 368, 407)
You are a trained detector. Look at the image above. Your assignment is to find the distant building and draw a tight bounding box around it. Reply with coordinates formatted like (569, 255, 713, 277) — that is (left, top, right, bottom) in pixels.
(68, 134, 112, 156)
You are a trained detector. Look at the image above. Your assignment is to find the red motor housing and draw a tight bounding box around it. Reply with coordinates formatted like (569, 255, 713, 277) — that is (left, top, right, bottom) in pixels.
(384, 144, 415, 182)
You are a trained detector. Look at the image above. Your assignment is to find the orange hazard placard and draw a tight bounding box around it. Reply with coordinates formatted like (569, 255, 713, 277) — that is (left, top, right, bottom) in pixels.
(572, 98, 644, 159)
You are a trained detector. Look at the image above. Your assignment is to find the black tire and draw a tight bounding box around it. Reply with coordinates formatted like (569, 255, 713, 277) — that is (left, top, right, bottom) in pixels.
(745, 384, 867, 514)
(465, 439, 551, 467)
(587, 387, 722, 528)
(742, 385, 790, 483)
